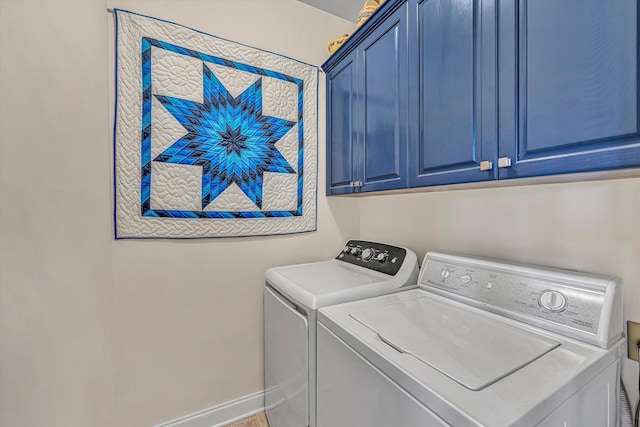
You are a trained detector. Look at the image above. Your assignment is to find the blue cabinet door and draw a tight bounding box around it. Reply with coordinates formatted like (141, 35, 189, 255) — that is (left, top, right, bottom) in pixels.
(326, 50, 358, 195)
(410, 0, 498, 187)
(358, 3, 410, 192)
(498, 0, 640, 179)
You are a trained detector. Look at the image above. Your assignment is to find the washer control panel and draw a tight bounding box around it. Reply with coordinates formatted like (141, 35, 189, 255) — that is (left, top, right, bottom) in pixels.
(421, 254, 612, 338)
(336, 240, 406, 276)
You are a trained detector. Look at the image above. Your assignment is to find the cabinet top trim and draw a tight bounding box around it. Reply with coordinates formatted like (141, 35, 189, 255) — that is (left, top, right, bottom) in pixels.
(321, 0, 406, 72)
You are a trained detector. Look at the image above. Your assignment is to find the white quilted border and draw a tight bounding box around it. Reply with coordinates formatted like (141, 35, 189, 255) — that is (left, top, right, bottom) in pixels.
(114, 10, 317, 238)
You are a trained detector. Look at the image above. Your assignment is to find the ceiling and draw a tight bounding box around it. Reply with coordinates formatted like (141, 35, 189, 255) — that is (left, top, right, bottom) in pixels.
(297, 0, 362, 22)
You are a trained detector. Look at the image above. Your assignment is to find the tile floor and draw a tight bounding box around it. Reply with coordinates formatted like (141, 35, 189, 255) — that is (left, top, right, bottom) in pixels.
(223, 412, 269, 427)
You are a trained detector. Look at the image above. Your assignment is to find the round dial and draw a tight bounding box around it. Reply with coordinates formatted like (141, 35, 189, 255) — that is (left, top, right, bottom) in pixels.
(343, 246, 350, 253)
(375, 252, 388, 262)
(361, 248, 374, 261)
(460, 274, 472, 284)
(538, 290, 567, 312)
(350, 247, 359, 255)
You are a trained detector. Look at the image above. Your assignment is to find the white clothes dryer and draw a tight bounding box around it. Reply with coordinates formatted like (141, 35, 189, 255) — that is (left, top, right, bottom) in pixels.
(264, 240, 419, 427)
(317, 252, 625, 427)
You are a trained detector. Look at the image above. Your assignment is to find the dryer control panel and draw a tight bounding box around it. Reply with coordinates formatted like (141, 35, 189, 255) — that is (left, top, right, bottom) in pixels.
(419, 252, 622, 348)
(336, 240, 406, 276)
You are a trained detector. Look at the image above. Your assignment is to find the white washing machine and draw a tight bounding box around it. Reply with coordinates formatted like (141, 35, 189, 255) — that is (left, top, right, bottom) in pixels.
(317, 252, 626, 427)
(264, 240, 419, 427)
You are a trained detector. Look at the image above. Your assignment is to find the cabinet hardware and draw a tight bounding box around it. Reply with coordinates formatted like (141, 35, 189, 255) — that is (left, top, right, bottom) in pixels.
(479, 161, 493, 171)
(349, 181, 363, 188)
(498, 157, 512, 168)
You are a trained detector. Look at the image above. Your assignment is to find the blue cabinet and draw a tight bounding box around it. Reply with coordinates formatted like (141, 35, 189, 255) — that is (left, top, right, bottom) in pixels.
(323, 0, 640, 194)
(325, 2, 409, 195)
(498, 0, 640, 179)
(409, 0, 498, 187)
(326, 51, 358, 194)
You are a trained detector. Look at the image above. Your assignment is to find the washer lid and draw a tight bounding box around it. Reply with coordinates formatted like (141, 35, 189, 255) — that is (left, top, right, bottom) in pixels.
(351, 296, 561, 391)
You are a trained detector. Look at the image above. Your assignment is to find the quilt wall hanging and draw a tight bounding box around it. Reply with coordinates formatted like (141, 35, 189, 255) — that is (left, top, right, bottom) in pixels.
(113, 10, 317, 238)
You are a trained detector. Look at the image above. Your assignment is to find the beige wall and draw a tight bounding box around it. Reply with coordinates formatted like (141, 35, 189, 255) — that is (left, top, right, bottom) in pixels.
(2, 1, 638, 426)
(0, 1, 355, 426)
(0, 1, 116, 426)
(359, 177, 640, 405)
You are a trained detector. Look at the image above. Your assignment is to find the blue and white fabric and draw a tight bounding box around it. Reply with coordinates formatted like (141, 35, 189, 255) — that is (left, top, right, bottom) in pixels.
(114, 10, 317, 238)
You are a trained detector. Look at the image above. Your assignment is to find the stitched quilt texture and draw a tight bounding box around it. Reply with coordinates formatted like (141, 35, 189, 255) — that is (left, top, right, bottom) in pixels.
(114, 10, 317, 238)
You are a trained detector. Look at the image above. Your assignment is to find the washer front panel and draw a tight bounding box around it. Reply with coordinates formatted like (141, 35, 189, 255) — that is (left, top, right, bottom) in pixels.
(317, 288, 625, 427)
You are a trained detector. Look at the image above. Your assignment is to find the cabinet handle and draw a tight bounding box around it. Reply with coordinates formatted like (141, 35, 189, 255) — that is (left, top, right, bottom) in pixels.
(479, 161, 493, 171)
(498, 157, 512, 168)
(349, 181, 363, 188)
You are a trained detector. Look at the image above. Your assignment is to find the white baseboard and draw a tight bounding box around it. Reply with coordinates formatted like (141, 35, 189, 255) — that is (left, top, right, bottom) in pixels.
(154, 390, 265, 427)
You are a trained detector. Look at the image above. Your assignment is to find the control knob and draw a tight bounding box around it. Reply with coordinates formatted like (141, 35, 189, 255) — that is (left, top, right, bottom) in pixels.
(343, 246, 350, 253)
(361, 248, 374, 261)
(375, 252, 388, 262)
(350, 247, 360, 255)
(460, 274, 472, 284)
(441, 269, 450, 279)
(538, 290, 567, 312)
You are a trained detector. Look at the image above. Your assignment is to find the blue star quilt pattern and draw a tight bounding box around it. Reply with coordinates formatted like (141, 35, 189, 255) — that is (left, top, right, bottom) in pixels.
(114, 10, 317, 238)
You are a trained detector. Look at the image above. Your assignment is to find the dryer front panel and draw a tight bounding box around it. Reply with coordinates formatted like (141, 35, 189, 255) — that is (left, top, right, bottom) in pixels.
(264, 287, 308, 427)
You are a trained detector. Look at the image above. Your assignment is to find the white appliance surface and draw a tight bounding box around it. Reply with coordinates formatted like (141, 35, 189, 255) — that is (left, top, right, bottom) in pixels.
(264, 287, 308, 427)
(265, 240, 419, 427)
(266, 260, 388, 310)
(265, 248, 418, 309)
(317, 252, 625, 427)
(351, 295, 561, 391)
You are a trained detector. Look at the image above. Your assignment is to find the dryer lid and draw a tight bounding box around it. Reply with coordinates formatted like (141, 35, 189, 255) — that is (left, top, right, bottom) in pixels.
(266, 260, 393, 309)
(351, 296, 561, 391)
(271, 260, 385, 294)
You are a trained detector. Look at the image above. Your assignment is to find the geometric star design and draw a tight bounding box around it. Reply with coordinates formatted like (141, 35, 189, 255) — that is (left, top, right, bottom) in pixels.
(153, 63, 296, 209)
(217, 124, 249, 156)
